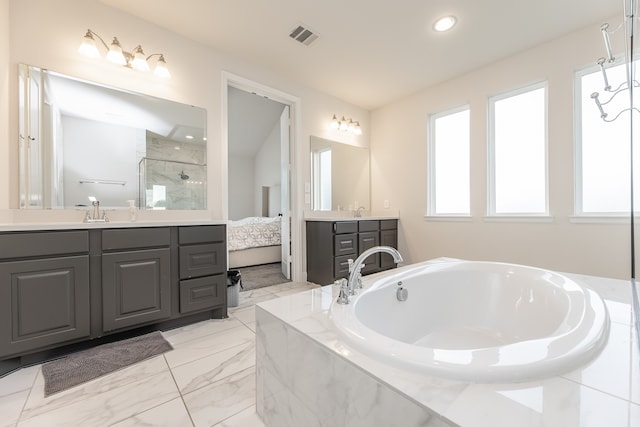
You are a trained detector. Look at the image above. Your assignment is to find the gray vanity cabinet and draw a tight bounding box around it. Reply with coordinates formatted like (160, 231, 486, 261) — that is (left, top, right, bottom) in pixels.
(0, 231, 90, 358)
(306, 219, 398, 285)
(101, 228, 171, 332)
(0, 224, 227, 375)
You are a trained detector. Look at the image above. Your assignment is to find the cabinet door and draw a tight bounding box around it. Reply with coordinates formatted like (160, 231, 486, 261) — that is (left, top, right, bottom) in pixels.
(380, 229, 399, 269)
(102, 248, 170, 332)
(0, 256, 90, 358)
(358, 232, 379, 274)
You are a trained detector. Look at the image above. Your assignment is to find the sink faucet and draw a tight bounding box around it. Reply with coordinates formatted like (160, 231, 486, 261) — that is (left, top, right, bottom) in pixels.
(338, 246, 403, 304)
(354, 206, 365, 217)
(84, 197, 109, 223)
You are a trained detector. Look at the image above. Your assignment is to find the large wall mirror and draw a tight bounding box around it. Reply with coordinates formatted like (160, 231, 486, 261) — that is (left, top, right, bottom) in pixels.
(310, 136, 370, 211)
(18, 64, 207, 210)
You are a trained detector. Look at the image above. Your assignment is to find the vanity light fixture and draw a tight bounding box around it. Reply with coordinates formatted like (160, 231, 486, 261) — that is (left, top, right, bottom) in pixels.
(330, 114, 362, 135)
(433, 15, 457, 32)
(79, 29, 171, 79)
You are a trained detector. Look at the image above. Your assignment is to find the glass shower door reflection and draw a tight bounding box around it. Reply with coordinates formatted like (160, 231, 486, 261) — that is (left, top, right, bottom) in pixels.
(139, 158, 206, 210)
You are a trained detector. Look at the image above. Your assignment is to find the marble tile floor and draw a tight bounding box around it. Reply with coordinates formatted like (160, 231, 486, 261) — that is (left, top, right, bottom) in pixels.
(0, 281, 320, 427)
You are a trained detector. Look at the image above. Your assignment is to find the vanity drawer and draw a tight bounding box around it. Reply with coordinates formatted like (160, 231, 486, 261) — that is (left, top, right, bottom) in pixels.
(334, 255, 353, 279)
(380, 219, 398, 230)
(0, 231, 88, 259)
(102, 228, 170, 250)
(358, 220, 379, 232)
(179, 242, 226, 279)
(334, 221, 357, 234)
(334, 233, 357, 257)
(179, 274, 225, 314)
(179, 225, 225, 245)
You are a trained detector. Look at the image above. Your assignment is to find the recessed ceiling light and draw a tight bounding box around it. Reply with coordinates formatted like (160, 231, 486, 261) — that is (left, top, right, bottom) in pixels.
(185, 135, 194, 139)
(433, 15, 457, 32)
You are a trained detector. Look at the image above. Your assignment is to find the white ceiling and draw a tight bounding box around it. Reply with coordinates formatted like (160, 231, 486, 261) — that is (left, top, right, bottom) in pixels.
(100, 0, 622, 110)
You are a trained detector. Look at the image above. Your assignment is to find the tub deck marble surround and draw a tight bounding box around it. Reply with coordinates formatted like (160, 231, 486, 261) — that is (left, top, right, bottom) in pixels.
(0, 281, 318, 427)
(256, 261, 640, 427)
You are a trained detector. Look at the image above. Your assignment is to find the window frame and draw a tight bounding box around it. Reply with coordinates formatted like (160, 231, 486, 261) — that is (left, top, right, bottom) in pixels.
(573, 58, 634, 221)
(426, 104, 471, 219)
(487, 80, 550, 219)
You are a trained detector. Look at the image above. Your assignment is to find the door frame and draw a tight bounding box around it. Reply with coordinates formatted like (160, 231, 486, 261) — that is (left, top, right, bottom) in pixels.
(221, 72, 303, 282)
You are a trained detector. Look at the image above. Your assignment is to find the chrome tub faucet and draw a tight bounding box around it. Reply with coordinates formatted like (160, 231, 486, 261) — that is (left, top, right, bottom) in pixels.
(336, 246, 404, 304)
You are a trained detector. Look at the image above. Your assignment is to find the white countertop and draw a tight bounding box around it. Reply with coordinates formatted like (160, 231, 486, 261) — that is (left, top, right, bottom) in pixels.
(257, 260, 640, 426)
(0, 208, 226, 231)
(303, 216, 400, 221)
(0, 219, 227, 232)
(303, 209, 399, 221)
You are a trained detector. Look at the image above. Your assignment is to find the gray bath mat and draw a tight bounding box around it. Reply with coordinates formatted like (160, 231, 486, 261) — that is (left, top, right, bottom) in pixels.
(42, 331, 172, 396)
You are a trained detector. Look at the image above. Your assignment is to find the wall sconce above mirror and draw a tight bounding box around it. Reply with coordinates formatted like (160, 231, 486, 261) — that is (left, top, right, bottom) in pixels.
(330, 114, 362, 135)
(79, 29, 171, 78)
(310, 136, 369, 212)
(18, 64, 207, 211)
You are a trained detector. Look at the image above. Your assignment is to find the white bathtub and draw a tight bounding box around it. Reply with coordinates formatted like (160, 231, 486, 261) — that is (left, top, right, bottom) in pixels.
(329, 260, 610, 382)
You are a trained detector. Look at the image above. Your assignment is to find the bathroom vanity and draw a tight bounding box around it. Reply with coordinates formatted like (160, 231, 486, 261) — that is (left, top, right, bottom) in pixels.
(0, 222, 226, 376)
(306, 218, 398, 285)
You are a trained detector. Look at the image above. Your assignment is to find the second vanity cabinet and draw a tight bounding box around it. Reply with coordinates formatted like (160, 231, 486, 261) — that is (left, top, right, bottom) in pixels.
(306, 219, 398, 285)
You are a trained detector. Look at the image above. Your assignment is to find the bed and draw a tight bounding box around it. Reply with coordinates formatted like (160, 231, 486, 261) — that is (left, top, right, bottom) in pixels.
(228, 216, 282, 268)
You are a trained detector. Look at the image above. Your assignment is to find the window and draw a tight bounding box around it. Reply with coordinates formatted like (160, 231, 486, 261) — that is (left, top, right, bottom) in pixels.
(427, 106, 470, 216)
(311, 147, 332, 210)
(575, 61, 638, 216)
(488, 82, 548, 216)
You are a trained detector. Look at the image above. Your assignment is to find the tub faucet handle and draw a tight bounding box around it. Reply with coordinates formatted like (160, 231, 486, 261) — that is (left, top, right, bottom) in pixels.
(335, 279, 350, 304)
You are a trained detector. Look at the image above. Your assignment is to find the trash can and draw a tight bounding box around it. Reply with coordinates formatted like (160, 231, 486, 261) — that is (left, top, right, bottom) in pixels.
(227, 270, 242, 307)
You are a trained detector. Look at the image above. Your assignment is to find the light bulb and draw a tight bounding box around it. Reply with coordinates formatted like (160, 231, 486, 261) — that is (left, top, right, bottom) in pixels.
(433, 16, 457, 32)
(330, 114, 340, 129)
(131, 46, 150, 72)
(339, 116, 349, 131)
(106, 38, 127, 65)
(153, 55, 171, 78)
(78, 31, 100, 59)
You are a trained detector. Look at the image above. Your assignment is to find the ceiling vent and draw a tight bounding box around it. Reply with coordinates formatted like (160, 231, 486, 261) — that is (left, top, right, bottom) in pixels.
(289, 24, 319, 46)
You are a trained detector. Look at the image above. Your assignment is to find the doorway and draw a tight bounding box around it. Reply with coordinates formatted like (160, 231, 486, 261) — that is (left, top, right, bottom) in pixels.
(223, 73, 301, 283)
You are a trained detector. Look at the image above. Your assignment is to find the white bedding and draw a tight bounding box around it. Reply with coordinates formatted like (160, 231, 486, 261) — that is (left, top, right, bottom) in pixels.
(228, 216, 281, 251)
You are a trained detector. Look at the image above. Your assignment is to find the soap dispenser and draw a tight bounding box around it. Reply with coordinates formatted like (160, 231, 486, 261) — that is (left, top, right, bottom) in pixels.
(127, 199, 137, 222)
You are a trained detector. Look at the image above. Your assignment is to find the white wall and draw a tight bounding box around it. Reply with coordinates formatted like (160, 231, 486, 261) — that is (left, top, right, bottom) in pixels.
(0, 0, 9, 210)
(254, 120, 282, 216)
(371, 18, 630, 279)
(228, 155, 254, 220)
